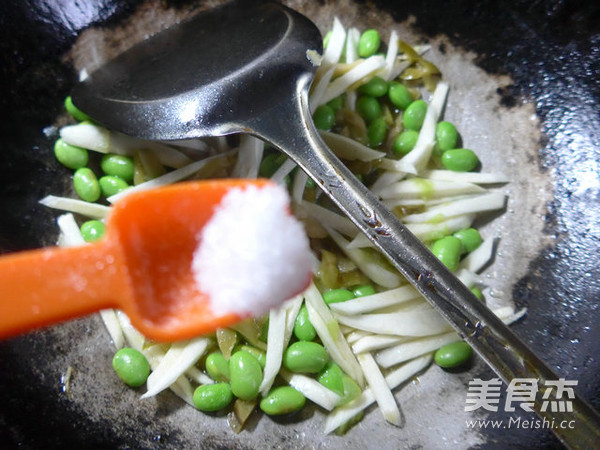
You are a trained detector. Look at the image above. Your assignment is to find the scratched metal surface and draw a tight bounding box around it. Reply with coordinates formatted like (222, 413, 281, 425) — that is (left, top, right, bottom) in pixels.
(0, 0, 598, 448)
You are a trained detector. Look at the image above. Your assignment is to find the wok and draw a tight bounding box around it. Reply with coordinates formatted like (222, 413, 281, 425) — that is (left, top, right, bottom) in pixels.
(0, 0, 598, 448)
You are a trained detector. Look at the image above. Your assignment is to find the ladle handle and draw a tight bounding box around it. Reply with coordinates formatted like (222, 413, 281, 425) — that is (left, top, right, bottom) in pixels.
(252, 75, 600, 449)
(0, 240, 127, 339)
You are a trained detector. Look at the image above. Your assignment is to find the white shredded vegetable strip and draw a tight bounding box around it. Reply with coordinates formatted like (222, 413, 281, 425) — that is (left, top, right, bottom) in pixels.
(123, 139, 193, 169)
(259, 302, 289, 394)
(402, 192, 505, 223)
(300, 201, 358, 238)
(304, 282, 364, 385)
(501, 307, 528, 325)
(324, 355, 432, 434)
(345, 329, 371, 344)
(60, 122, 111, 153)
(107, 150, 235, 203)
(376, 332, 459, 368)
(382, 30, 399, 81)
(370, 170, 407, 194)
(143, 344, 195, 405)
(40, 195, 111, 219)
(339, 324, 355, 335)
(420, 170, 509, 184)
(352, 335, 407, 354)
(116, 311, 145, 351)
(406, 214, 475, 242)
(270, 157, 296, 184)
(345, 91, 358, 111)
(320, 131, 386, 161)
(456, 268, 485, 288)
(292, 168, 309, 204)
(56, 213, 86, 246)
(142, 337, 210, 399)
(334, 307, 451, 337)
(357, 352, 401, 426)
(344, 27, 360, 64)
(329, 285, 420, 315)
(321, 17, 346, 68)
(397, 82, 448, 173)
(459, 237, 496, 273)
(310, 18, 345, 106)
(279, 369, 342, 411)
(232, 135, 263, 178)
(310, 66, 336, 111)
(60, 122, 192, 168)
(284, 295, 304, 343)
(320, 55, 387, 106)
(346, 214, 475, 247)
(163, 138, 209, 152)
(327, 227, 402, 288)
(375, 306, 525, 368)
(99, 310, 125, 349)
(378, 178, 485, 200)
(186, 366, 215, 386)
(383, 193, 472, 208)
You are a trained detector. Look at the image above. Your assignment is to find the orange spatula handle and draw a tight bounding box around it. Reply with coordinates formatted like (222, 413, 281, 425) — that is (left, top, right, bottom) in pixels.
(0, 240, 132, 339)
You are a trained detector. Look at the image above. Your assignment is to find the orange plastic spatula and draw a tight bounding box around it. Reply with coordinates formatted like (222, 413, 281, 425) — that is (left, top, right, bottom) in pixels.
(0, 178, 280, 342)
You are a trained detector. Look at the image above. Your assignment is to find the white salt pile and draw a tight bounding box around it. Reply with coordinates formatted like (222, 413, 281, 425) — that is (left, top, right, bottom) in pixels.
(192, 183, 313, 317)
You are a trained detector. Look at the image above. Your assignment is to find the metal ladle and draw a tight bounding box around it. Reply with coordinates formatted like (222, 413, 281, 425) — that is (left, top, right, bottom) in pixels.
(71, 0, 600, 447)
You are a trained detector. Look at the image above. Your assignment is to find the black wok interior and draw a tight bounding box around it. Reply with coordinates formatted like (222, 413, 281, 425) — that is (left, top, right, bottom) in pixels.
(0, 0, 599, 448)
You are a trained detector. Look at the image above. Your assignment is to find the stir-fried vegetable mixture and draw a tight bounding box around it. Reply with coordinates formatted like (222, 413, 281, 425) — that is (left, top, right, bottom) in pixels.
(43, 20, 525, 435)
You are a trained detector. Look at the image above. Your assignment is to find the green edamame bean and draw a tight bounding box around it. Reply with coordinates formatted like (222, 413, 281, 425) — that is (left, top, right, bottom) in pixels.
(112, 347, 150, 387)
(283, 341, 329, 374)
(317, 361, 344, 396)
(205, 352, 230, 382)
(434, 341, 473, 368)
(453, 228, 483, 254)
(229, 351, 262, 400)
(388, 82, 413, 110)
(327, 96, 344, 112)
(470, 286, 484, 300)
(260, 386, 306, 415)
(99, 175, 129, 197)
(239, 345, 266, 369)
(358, 29, 381, 58)
(323, 288, 355, 305)
(359, 76, 388, 97)
(259, 152, 286, 178)
(352, 284, 376, 297)
(441, 148, 479, 172)
(356, 96, 382, 123)
(80, 220, 105, 243)
(312, 104, 335, 131)
(73, 168, 101, 202)
(431, 236, 462, 272)
(54, 139, 88, 170)
(367, 117, 387, 148)
(435, 121, 458, 152)
(64, 95, 92, 122)
(101, 154, 135, 183)
(393, 130, 419, 156)
(339, 374, 362, 405)
(403, 100, 428, 131)
(193, 383, 233, 412)
(293, 305, 316, 341)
